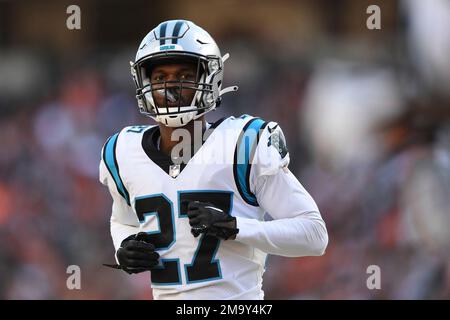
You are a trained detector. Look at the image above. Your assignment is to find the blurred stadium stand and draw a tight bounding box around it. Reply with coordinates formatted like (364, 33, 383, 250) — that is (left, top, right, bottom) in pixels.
(0, 0, 449, 299)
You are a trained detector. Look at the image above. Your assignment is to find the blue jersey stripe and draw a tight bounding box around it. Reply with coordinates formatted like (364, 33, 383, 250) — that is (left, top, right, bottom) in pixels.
(103, 133, 130, 205)
(234, 118, 267, 206)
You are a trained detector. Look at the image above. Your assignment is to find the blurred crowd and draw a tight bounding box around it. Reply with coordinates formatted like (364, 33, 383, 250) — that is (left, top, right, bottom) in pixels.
(0, 0, 449, 299)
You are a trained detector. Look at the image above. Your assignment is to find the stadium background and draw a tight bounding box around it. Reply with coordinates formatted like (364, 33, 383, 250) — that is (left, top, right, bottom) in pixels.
(0, 0, 449, 299)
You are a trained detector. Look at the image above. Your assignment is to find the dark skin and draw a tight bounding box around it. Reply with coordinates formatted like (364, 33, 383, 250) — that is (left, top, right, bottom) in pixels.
(150, 62, 206, 156)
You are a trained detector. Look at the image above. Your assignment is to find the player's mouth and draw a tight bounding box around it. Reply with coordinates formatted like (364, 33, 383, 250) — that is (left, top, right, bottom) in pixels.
(154, 87, 193, 108)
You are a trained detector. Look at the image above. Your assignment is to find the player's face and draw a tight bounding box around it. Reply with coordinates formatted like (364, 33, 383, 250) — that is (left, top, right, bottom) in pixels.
(150, 62, 198, 108)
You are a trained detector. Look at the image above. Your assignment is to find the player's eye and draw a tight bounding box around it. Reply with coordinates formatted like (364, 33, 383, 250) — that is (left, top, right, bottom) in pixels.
(152, 74, 164, 82)
(180, 73, 195, 81)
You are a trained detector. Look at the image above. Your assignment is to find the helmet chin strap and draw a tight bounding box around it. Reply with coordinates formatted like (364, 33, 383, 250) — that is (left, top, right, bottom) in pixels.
(219, 53, 238, 96)
(222, 53, 230, 63)
(220, 86, 239, 95)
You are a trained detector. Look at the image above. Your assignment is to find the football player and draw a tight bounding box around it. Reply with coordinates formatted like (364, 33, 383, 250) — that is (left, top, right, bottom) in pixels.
(100, 20, 328, 300)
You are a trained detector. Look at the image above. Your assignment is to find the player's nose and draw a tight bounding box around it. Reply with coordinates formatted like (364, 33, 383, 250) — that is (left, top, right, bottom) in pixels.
(165, 73, 181, 83)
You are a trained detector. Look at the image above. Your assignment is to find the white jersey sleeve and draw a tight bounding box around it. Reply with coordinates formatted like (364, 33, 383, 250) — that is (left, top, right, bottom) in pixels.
(99, 133, 140, 263)
(234, 121, 328, 257)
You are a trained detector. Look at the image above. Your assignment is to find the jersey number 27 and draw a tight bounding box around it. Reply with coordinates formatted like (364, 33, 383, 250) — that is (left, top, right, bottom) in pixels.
(134, 190, 233, 285)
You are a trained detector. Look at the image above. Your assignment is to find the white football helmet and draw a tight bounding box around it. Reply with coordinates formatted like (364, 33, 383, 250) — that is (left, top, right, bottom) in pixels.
(130, 20, 238, 127)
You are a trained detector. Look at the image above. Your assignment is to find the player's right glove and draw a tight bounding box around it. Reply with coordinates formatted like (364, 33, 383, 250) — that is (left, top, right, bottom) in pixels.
(103, 232, 159, 274)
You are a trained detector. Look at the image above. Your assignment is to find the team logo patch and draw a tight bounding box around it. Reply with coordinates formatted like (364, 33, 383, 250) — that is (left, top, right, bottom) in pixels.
(267, 124, 288, 159)
(169, 164, 181, 178)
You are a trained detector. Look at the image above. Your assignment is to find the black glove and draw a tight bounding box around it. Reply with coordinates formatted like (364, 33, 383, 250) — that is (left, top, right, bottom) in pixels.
(103, 232, 159, 274)
(186, 201, 239, 240)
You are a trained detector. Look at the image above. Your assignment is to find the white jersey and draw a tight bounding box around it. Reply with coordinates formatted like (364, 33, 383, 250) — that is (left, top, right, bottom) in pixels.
(99, 115, 328, 300)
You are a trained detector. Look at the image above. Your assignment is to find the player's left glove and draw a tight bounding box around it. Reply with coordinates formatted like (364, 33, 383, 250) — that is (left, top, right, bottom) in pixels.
(186, 201, 239, 240)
